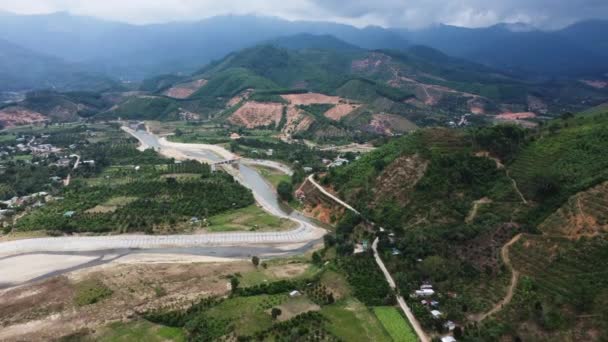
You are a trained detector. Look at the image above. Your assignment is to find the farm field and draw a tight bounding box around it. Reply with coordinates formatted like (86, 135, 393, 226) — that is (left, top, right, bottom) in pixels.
(95, 320, 185, 342)
(373, 306, 417, 342)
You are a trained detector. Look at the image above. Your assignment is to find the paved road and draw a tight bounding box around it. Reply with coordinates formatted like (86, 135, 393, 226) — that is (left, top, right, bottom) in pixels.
(0, 128, 326, 257)
(0, 226, 321, 255)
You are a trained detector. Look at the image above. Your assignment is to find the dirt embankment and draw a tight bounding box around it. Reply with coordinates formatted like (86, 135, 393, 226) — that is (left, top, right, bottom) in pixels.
(0, 261, 255, 341)
(296, 179, 345, 224)
(228, 101, 284, 128)
(0, 107, 47, 127)
(163, 79, 207, 99)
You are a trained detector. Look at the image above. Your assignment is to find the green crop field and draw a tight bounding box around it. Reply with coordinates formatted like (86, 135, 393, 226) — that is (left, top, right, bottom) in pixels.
(373, 307, 417, 342)
(97, 320, 185, 342)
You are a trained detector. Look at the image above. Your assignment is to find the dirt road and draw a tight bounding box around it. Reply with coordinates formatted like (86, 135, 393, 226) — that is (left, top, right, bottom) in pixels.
(470, 233, 522, 322)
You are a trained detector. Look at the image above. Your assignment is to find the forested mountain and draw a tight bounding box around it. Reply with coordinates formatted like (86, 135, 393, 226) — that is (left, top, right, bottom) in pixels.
(398, 20, 608, 77)
(105, 37, 608, 128)
(0, 12, 409, 80)
(0, 38, 117, 92)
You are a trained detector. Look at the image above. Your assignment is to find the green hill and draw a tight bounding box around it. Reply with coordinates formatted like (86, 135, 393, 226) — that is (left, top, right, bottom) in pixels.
(323, 108, 608, 340)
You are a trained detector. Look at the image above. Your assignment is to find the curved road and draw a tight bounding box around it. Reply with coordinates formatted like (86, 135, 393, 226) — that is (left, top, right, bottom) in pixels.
(0, 127, 326, 287)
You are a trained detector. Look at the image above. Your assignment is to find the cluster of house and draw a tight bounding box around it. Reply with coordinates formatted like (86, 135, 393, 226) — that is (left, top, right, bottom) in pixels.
(448, 113, 472, 128)
(322, 156, 350, 168)
(0, 191, 60, 223)
(412, 283, 459, 341)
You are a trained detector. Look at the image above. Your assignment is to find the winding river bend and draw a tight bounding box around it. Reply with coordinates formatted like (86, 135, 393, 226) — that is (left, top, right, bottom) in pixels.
(0, 128, 325, 289)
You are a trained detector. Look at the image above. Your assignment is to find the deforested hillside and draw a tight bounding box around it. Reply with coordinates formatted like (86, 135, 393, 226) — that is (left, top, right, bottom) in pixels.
(322, 109, 608, 340)
(104, 36, 607, 140)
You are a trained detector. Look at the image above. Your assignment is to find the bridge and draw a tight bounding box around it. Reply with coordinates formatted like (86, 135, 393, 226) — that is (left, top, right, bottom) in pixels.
(210, 158, 240, 171)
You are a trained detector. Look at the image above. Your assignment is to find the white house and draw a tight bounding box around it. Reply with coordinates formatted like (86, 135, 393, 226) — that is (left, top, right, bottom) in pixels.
(431, 310, 443, 319)
(441, 336, 457, 342)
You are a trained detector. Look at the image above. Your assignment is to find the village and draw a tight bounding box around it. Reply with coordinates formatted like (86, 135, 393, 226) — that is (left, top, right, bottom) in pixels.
(0, 131, 95, 226)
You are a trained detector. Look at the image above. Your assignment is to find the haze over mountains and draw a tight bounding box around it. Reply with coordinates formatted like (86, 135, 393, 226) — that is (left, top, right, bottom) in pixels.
(0, 11, 607, 91)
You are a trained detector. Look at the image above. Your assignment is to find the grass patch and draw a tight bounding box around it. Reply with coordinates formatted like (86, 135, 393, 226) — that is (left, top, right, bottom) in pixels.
(206, 205, 295, 232)
(373, 306, 417, 342)
(204, 294, 286, 336)
(252, 165, 291, 188)
(74, 279, 113, 306)
(97, 320, 185, 342)
(321, 299, 392, 342)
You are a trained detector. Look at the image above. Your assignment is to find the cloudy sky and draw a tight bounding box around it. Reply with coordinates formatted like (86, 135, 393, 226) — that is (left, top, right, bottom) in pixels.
(0, 0, 606, 29)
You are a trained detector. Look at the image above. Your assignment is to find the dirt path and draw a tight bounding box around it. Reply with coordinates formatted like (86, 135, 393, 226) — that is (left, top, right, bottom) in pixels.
(470, 233, 522, 322)
(372, 238, 430, 342)
(506, 170, 528, 204)
(305, 176, 429, 342)
(466, 197, 492, 223)
(477, 152, 527, 205)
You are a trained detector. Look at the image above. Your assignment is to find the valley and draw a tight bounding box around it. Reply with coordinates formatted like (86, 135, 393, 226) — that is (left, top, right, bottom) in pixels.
(0, 7, 608, 342)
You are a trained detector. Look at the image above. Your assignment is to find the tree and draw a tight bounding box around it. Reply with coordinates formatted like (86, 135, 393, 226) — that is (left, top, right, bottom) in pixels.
(252, 256, 260, 267)
(277, 181, 294, 202)
(311, 252, 322, 265)
(326, 293, 335, 304)
(230, 277, 240, 293)
(323, 234, 336, 248)
(454, 326, 463, 339)
(271, 307, 282, 320)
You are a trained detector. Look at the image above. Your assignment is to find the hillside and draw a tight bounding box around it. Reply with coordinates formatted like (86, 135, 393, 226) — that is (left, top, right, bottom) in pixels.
(0, 90, 117, 127)
(322, 109, 608, 340)
(0, 39, 117, 92)
(102, 38, 605, 142)
(0, 13, 409, 79)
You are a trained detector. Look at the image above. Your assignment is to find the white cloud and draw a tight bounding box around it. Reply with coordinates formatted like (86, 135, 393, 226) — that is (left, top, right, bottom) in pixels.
(0, 0, 606, 28)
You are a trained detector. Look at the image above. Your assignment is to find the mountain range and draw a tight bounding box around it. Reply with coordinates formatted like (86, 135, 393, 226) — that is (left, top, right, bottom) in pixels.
(0, 12, 606, 86)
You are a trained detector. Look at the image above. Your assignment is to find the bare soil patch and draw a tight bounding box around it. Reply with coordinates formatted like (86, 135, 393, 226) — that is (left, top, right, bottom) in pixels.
(227, 89, 254, 108)
(283, 106, 314, 135)
(368, 113, 417, 135)
(281, 93, 341, 106)
(495, 112, 537, 120)
(581, 79, 608, 89)
(0, 107, 47, 127)
(163, 79, 207, 99)
(539, 181, 608, 238)
(228, 101, 284, 128)
(324, 103, 360, 121)
(0, 261, 253, 341)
